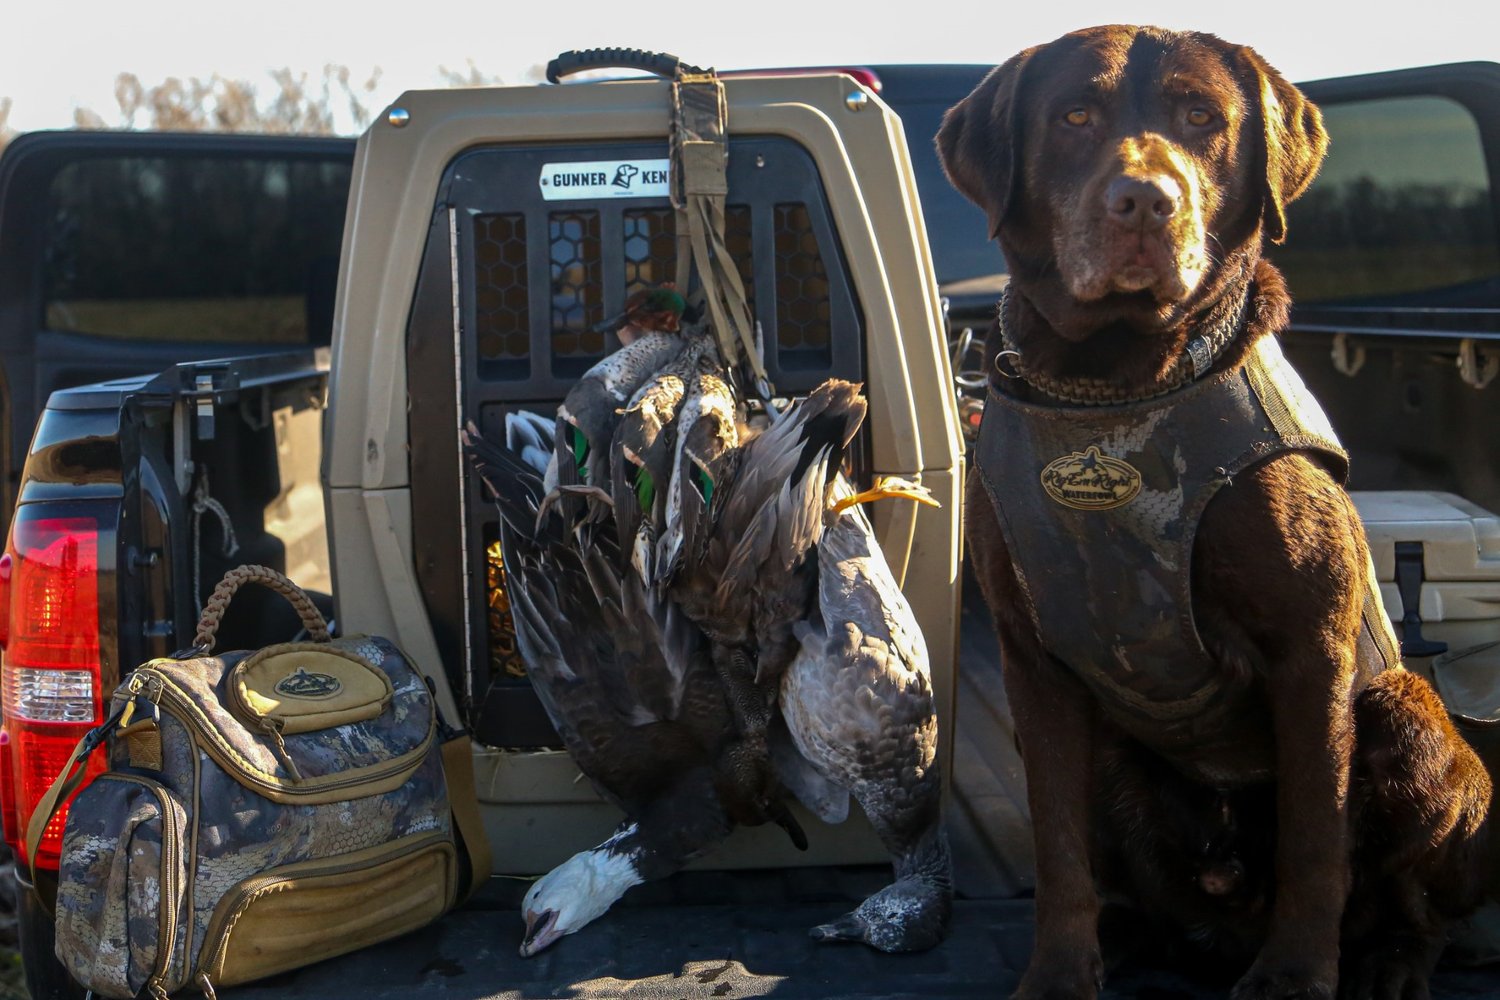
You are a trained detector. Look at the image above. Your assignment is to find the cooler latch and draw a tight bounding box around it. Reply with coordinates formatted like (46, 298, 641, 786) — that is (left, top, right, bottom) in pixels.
(1394, 541, 1448, 658)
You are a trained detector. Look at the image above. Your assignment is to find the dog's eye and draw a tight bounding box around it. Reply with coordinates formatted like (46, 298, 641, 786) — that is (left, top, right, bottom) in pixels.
(1187, 107, 1214, 127)
(1064, 108, 1091, 127)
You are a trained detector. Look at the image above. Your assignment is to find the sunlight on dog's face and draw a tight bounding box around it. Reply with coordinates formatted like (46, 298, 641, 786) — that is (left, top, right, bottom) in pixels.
(1030, 33, 1250, 306)
(934, 24, 1329, 336)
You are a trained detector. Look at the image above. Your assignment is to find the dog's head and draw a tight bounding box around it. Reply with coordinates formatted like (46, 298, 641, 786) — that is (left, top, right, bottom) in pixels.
(937, 25, 1326, 334)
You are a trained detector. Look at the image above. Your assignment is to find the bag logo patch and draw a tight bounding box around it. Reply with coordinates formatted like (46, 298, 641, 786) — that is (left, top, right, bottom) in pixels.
(274, 668, 343, 700)
(1040, 446, 1141, 510)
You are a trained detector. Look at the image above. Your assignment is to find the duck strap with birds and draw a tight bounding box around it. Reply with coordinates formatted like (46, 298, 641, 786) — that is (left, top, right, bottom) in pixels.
(671, 69, 772, 396)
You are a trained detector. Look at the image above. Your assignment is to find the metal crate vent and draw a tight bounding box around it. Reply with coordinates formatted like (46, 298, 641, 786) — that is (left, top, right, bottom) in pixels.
(474, 213, 530, 379)
(468, 204, 835, 390)
(549, 211, 607, 376)
(623, 208, 677, 295)
(775, 203, 832, 367)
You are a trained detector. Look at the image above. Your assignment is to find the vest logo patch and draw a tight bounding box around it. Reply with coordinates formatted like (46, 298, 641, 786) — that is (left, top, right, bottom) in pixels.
(1041, 446, 1142, 510)
(274, 668, 343, 700)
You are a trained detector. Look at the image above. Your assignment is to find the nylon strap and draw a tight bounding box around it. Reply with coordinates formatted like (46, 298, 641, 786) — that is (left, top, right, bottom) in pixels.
(671, 70, 771, 395)
(442, 734, 492, 904)
(25, 730, 99, 911)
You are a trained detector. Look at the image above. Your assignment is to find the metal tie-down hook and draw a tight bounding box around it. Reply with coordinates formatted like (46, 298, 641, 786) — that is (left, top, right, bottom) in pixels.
(1457, 338, 1498, 390)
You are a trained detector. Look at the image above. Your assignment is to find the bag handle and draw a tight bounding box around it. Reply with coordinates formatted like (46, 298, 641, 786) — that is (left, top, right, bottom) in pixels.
(195, 565, 330, 652)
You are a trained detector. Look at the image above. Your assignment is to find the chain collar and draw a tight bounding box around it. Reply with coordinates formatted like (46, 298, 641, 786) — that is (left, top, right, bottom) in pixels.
(994, 284, 1252, 406)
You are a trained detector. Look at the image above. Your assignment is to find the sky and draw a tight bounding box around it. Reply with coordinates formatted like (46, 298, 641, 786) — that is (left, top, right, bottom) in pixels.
(2, 0, 1497, 134)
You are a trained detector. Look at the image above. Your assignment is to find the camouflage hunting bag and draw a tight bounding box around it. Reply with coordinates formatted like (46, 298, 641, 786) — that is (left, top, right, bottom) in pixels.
(28, 566, 491, 999)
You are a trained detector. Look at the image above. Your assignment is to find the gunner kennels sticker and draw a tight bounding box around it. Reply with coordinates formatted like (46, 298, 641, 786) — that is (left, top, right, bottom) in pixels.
(1040, 446, 1142, 510)
(540, 159, 671, 201)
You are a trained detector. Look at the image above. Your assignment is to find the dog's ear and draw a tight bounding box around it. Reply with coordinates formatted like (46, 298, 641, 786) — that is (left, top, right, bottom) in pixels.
(1239, 47, 1328, 245)
(936, 47, 1037, 238)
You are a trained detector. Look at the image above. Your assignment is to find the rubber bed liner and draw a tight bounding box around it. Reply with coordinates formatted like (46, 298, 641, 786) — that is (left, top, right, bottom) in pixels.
(219, 867, 1500, 999)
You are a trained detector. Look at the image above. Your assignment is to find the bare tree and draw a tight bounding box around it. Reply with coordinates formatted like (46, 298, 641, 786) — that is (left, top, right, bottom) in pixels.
(438, 59, 506, 88)
(439, 60, 547, 88)
(74, 64, 386, 136)
(2, 60, 530, 151)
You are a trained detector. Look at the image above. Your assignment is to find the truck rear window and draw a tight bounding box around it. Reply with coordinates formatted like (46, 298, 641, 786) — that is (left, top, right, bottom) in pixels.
(41, 155, 350, 344)
(1274, 94, 1500, 305)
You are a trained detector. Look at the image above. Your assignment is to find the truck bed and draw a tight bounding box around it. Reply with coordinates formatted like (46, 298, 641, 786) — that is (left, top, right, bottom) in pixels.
(220, 581, 1500, 999)
(223, 888, 1500, 999)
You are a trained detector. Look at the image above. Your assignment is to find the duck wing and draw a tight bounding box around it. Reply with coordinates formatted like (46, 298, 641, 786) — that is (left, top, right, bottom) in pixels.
(505, 410, 556, 479)
(770, 719, 850, 824)
(465, 423, 706, 808)
(678, 379, 867, 679)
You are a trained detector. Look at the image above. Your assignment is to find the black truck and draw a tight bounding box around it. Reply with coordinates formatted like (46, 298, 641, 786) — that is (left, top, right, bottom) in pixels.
(1, 60, 1498, 999)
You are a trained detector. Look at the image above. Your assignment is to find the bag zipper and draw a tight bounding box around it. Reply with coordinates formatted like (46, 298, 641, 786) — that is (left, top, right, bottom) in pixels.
(196, 831, 452, 979)
(132, 666, 432, 798)
(97, 773, 182, 995)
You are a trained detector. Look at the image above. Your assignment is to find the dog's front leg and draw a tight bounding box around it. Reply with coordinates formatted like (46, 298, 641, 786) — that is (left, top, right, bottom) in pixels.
(1230, 646, 1353, 1000)
(1004, 633, 1104, 999)
(970, 474, 1103, 999)
(1215, 464, 1364, 1000)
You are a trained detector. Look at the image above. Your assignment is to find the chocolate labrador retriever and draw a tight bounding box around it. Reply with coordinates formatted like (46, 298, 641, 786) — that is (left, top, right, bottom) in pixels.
(938, 24, 1494, 999)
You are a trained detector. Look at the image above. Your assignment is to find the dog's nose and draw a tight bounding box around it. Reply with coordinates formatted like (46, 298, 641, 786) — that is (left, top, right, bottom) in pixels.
(1106, 176, 1179, 230)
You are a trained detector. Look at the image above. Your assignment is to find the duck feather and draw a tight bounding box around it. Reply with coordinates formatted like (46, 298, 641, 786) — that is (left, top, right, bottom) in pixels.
(608, 338, 707, 563)
(672, 379, 867, 684)
(554, 330, 686, 524)
(779, 480, 952, 952)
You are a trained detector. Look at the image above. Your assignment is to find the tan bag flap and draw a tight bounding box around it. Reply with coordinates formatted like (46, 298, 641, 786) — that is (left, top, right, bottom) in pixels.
(231, 643, 393, 735)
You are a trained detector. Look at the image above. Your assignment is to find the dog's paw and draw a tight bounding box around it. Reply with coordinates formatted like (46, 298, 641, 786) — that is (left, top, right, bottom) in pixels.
(1338, 944, 1435, 1000)
(1230, 959, 1337, 1000)
(1012, 954, 1103, 1000)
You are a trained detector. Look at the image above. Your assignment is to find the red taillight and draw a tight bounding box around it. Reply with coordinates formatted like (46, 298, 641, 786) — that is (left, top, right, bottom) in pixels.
(3, 517, 99, 670)
(0, 513, 106, 869)
(0, 730, 16, 844)
(9, 726, 104, 868)
(0, 551, 12, 647)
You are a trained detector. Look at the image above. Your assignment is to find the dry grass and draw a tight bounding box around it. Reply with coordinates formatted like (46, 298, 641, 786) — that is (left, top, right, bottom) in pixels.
(0, 97, 15, 154)
(0, 953, 22, 1000)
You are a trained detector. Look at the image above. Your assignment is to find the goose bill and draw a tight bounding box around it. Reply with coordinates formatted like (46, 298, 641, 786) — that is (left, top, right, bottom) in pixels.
(520, 907, 563, 957)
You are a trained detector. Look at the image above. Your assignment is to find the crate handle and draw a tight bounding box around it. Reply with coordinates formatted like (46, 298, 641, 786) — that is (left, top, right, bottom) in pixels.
(546, 48, 701, 84)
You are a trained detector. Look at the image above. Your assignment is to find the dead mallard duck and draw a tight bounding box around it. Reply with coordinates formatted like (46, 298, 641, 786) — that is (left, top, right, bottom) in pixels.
(552, 323, 687, 525)
(464, 420, 806, 957)
(608, 336, 713, 579)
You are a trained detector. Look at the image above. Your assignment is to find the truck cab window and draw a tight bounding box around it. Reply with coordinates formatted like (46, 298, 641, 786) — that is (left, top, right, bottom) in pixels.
(41, 155, 350, 344)
(1274, 95, 1500, 305)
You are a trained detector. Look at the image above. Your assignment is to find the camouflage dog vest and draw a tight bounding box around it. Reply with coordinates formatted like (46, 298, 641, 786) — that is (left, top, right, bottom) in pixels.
(975, 333, 1401, 783)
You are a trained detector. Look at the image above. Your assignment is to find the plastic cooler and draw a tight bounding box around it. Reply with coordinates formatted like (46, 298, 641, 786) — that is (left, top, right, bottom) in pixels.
(1352, 491, 1500, 657)
(1352, 491, 1500, 757)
